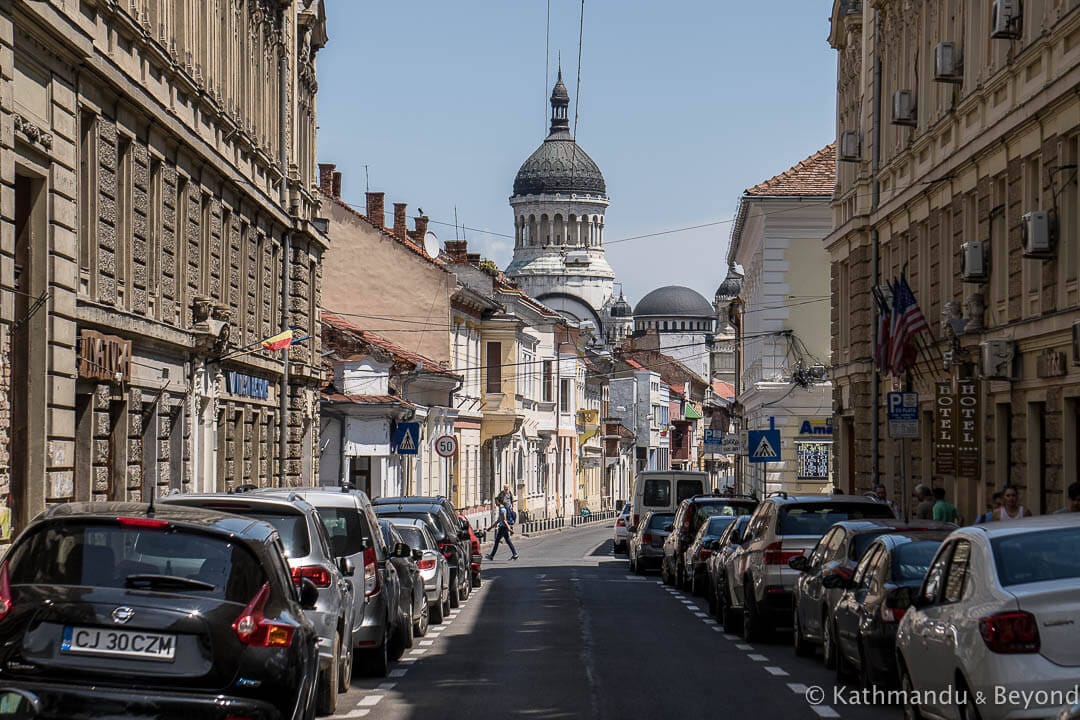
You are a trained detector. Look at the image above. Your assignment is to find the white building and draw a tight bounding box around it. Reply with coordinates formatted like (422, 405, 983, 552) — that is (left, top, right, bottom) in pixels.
(729, 146, 836, 496)
(631, 286, 717, 382)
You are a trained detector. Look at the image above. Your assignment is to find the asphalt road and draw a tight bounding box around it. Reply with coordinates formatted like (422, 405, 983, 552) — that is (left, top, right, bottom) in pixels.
(333, 523, 903, 720)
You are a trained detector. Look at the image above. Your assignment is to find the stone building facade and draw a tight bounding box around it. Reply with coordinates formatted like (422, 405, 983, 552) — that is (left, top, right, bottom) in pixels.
(1, 0, 328, 539)
(827, 0, 1080, 519)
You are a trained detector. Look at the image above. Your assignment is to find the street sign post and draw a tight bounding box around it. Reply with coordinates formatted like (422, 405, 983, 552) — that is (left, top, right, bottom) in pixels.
(747, 417, 781, 464)
(434, 434, 458, 458)
(886, 392, 919, 438)
(393, 422, 420, 455)
(719, 435, 741, 454)
(703, 428, 724, 452)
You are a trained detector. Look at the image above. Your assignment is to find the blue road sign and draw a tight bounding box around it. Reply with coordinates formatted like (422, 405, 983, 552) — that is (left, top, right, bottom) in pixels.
(747, 429, 781, 463)
(887, 392, 919, 439)
(703, 428, 724, 449)
(393, 422, 420, 455)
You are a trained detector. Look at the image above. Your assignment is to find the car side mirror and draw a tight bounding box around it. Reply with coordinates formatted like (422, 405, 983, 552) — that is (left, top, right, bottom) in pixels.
(338, 557, 355, 577)
(822, 569, 853, 590)
(0, 689, 41, 720)
(411, 548, 422, 561)
(299, 578, 319, 610)
(788, 555, 810, 572)
(458, 530, 470, 541)
(393, 542, 411, 558)
(888, 586, 915, 609)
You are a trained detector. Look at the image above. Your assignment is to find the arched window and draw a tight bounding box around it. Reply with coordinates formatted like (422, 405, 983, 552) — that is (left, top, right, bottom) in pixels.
(680, 321, 686, 330)
(529, 215, 537, 245)
(662, 321, 668, 330)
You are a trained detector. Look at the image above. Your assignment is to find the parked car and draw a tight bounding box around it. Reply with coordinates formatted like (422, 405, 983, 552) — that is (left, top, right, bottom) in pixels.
(613, 504, 633, 552)
(379, 520, 428, 642)
(631, 471, 708, 532)
(662, 494, 757, 589)
(790, 519, 955, 665)
(726, 493, 896, 641)
(372, 496, 471, 608)
(683, 515, 738, 596)
(830, 530, 949, 686)
(0, 502, 321, 720)
(628, 511, 675, 574)
(896, 515, 1080, 720)
(706, 514, 752, 619)
(458, 514, 483, 587)
(253, 486, 401, 678)
(160, 491, 353, 714)
(391, 519, 451, 624)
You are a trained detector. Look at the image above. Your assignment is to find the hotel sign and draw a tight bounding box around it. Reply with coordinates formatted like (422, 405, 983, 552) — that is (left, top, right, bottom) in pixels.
(78, 331, 131, 384)
(956, 379, 981, 478)
(934, 382, 956, 475)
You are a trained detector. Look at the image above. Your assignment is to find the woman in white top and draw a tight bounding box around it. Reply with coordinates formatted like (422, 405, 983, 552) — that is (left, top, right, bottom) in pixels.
(993, 485, 1032, 521)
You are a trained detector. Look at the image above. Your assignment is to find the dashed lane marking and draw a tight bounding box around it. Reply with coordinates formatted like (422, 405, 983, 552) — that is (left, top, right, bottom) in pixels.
(694, 612, 709, 618)
(723, 634, 739, 641)
(711, 626, 725, 632)
(747, 654, 769, 662)
(811, 707, 841, 718)
(358, 695, 383, 707)
(764, 666, 789, 676)
(388, 669, 408, 678)
(703, 619, 717, 625)
(419, 640, 435, 647)
(787, 683, 808, 694)
(408, 649, 426, 656)
(340, 710, 370, 718)
(377, 682, 397, 690)
(735, 643, 753, 650)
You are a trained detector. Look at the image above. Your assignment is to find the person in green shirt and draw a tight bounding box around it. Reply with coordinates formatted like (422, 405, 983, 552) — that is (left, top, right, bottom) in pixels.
(932, 487, 961, 524)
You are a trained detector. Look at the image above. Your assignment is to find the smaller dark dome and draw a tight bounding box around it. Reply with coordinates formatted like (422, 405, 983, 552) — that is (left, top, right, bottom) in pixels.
(610, 294, 633, 318)
(715, 264, 743, 301)
(633, 286, 714, 318)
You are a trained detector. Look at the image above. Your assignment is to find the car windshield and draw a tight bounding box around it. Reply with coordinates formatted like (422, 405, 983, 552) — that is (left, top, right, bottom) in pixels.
(395, 526, 427, 550)
(243, 511, 311, 558)
(375, 511, 443, 540)
(992, 527, 1080, 586)
(694, 503, 754, 526)
(642, 480, 670, 507)
(890, 540, 942, 582)
(316, 507, 365, 557)
(706, 516, 735, 536)
(7, 522, 267, 602)
(778, 503, 895, 536)
(647, 513, 675, 530)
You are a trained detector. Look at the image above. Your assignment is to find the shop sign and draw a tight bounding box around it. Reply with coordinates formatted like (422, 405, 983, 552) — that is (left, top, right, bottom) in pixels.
(798, 418, 834, 437)
(225, 371, 270, 400)
(78, 330, 131, 384)
(934, 382, 956, 475)
(956, 379, 981, 478)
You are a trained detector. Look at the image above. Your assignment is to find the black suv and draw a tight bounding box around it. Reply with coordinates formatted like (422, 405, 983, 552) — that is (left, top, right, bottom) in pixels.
(0, 502, 320, 720)
(661, 494, 758, 590)
(372, 496, 471, 608)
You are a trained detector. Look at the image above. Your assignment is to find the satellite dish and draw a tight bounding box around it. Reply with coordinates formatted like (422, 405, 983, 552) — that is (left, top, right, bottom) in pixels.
(423, 231, 440, 260)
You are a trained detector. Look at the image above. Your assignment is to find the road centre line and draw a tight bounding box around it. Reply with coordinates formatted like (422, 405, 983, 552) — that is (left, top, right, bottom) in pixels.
(388, 669, 408, 678)
(811, 707, 840, 718)
(763, 666, 789, 676)
(358, 695, 383, 707)
(735, 643, 753, 650)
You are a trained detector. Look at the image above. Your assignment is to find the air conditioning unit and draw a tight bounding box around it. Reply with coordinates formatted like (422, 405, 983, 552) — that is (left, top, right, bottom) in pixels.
(1073, 321, 1080, 366)
(1022, 211, 1054, 258)
(981, 339, 1015, 380)
(992, 0, 1022, 39)
(891, 90, 917, 127)
(934, 42, 963, 83)
(839, 131, 861, 162)
(960, 240, 989, 282)
(807, 364, 827, 381)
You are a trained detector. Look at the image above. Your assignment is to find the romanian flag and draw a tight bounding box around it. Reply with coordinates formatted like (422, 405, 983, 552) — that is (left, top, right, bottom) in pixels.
(261, 329, 294, 352)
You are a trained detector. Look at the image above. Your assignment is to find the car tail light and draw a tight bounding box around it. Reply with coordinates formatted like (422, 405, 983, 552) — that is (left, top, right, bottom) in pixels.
(0, 561, 12, 622)
(117, 516, 170, 529)
(642, 533, 653, 545)
(979, 611, 1040, 654)
(417, 557, 437, 570)
(290, 565, 332, 589)
(681, 515, 692, 533)
(363, 546, 380, 597)
(880, 605, 906, 623)
(697, 549, 711, 561)
(616, 518, 626, 527)
(439, 542, 455, 560)
(764, 541, 804, 565)
(233, 582, 293, 648)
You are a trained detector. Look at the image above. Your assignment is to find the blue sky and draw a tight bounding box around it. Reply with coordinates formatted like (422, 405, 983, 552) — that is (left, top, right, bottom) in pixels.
(316, 1, 838, 306)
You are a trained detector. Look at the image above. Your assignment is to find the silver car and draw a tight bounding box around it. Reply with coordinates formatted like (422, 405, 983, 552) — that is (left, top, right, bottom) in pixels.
(159, 491, 354, 716)
(614, 503, 633, 552)
(391, 519, 451, 624)
(629, 511, 675, 573)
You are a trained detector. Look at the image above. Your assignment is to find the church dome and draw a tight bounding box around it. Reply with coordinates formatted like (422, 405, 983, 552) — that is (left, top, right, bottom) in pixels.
(610, 294, 633, 318)
(715, 264, 743, 301)
(634, 286, 714, 318)
(512, 69, 607, 198)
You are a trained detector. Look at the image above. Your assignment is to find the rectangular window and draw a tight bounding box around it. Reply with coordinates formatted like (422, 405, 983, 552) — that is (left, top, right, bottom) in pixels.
(486, 342, 502, 394)
(992, 177, 1008, 319)
(837, 262, 849, 360)
(521, 349, 535, 400)
(560, 378, 572, 413)
(270, 239, 280, 334)
(78, 111, 97, 297)
(1028, 401, 1047, 515)
(1063, 137, 1079, 306)
(117, 136, 133, 309)
(940, 207, 954, 309)
(542, 360, 553, 402)
(200, 193, 211, 296)
(308, 258, 317, 362)
(176, 176, 189, 327)
(221, 207, 232, 309)
(238, 221, 249, 344)
(255, 232, 265, 338)
(148, 158, 162, 319)
(1023, 157, 1042, 317)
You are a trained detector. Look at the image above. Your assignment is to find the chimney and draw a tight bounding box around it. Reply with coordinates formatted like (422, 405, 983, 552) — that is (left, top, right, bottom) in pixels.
(444, 240, 469, 263)
(365, 192, 385, 228)
(318, 163, 335, 196)
(414, 215, 430, 239)
(393, 203, 408, 240)
(331, 171, 342, 199)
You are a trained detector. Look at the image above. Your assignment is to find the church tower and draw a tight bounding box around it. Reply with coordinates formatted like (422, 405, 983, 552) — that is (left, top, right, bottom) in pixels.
(506, 69, 617, 342)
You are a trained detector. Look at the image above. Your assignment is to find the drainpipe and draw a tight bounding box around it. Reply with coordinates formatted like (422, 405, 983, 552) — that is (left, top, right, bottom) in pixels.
(870, 9, 882, 490)
(277, 5, 291, 487)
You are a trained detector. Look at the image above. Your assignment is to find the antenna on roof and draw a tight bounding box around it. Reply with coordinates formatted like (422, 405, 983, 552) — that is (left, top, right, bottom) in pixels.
(454, 207, 460, 241)
(364, 164, 370, 193)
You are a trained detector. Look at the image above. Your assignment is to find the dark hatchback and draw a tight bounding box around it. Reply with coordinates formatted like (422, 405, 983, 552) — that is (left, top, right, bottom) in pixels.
(0, 502, 320, 720)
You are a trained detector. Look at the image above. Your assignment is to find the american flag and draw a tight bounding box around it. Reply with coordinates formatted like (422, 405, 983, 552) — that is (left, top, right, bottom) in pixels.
(887, 273, 930, 375)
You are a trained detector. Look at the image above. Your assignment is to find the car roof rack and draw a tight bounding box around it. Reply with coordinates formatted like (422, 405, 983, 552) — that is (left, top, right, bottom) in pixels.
(766, 491, 789, 500)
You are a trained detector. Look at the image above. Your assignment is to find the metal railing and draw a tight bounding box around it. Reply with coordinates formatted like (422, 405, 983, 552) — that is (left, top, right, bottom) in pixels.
(570, 509, 617, 527)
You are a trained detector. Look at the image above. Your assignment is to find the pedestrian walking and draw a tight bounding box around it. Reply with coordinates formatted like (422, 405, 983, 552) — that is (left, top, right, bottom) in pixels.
(932, 487, 961, 524)
(873, 484, 901, 519)
(976, 492, 1003, 523)
(1053, 482, 1080, 513)
(495, 484, 515, 508)
(993, 484, 1032, 521)
(913, 484, 935, 520)
(486, 501, 518, 561)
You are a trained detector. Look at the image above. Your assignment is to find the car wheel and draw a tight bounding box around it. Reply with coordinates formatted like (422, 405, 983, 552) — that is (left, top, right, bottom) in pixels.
(441, 581, 452, 618)
(316, 632, 339, 715)
(822, 616, 838, 670)
(705, 580, 716, 613)
(388, 617, 407, 661)
(742, 582, 764, 642)
(460, 574, 471, 601)
(900, 665, 923, 720)
(449, 574, 461, 608)
(414, 598, 430, 637)
(857, 638, 875, 689)
(471, 569, 482, 588)
(793, 605, 814, 658)
(835, 624, 853, 684)
(661, 559, 673, 586)
(722, 592, 742, 634)
(957, 677, 981, 720)
(402, 609, 415, 649)
(337, 631, 353, 693)
(430, 596, 445, 624)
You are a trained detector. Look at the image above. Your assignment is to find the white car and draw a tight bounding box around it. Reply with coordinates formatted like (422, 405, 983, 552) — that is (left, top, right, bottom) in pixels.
(614, 504, 633, 552)
(896, 514, 1080, 720)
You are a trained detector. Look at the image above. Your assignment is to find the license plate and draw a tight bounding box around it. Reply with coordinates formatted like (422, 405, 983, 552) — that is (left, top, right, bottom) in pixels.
(61, 626, 176, 661)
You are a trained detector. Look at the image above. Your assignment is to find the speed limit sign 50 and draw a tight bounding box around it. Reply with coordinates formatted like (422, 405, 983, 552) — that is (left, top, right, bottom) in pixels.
(434, 435, 458, 458)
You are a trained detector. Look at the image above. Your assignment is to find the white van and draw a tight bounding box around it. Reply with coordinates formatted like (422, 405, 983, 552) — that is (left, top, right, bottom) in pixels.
(630, 470, 708, 530)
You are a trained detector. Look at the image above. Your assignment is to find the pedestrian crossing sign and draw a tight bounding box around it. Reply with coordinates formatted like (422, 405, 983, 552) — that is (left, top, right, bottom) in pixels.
(393, 422, 420, 455)
(747, 429, 781, 463)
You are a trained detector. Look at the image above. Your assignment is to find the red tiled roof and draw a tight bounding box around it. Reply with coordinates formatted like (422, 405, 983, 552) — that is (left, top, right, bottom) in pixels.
(745, 144, 836, 197)
(322, 191, 451, 272)
(623, 357, 645, 370)
(322, 393, 417, 407)
(712, 380, 735, 400)
(322, 311, 459, 378)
